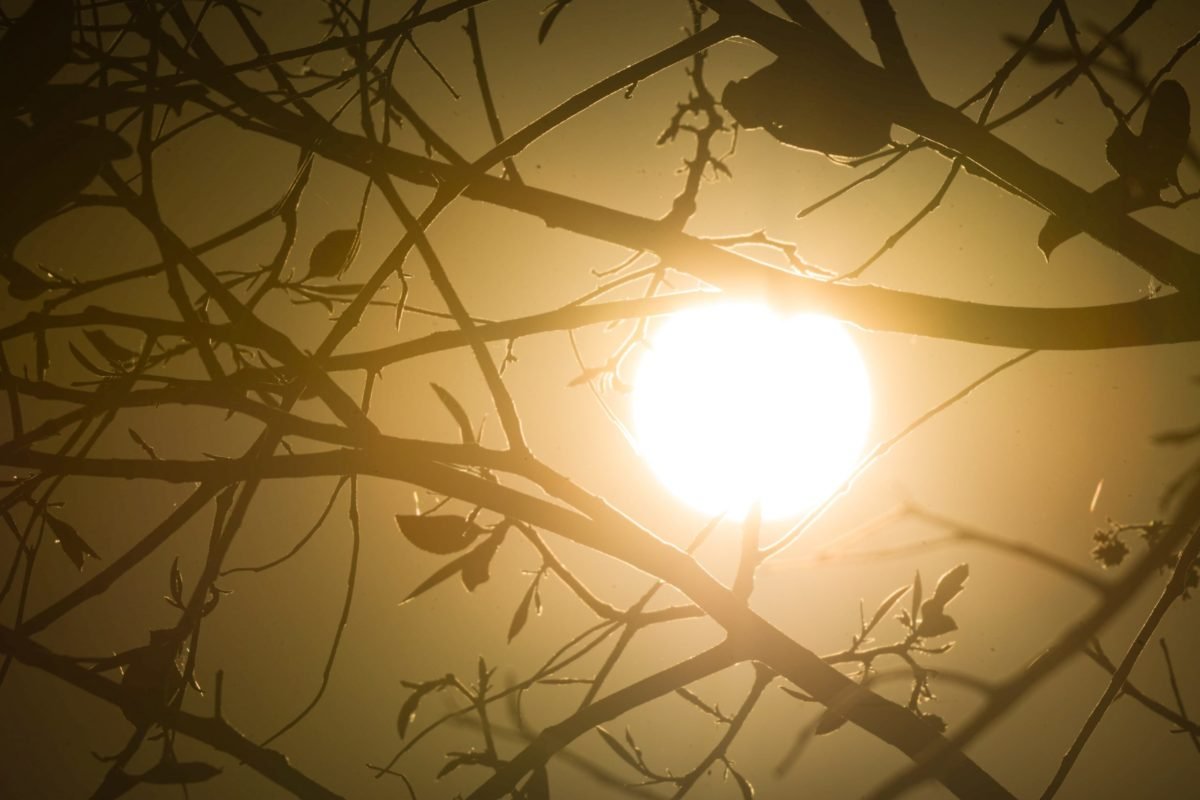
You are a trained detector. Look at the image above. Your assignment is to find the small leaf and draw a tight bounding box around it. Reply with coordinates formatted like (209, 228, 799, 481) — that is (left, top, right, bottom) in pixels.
(45, 514, 100, 570)
(1135, 80, 1190, 187)
(728, 763, 755, 799)
(169, 558, 183, 605)
(911, 570, 922, 621)
(507, 576, 539, 642)
(395, 514, 483, 555)
(865, 584, 910, 637)
(396, 678, 449, 738)
(537, 0, 574, 44)
(306, 229, 358, 280)
(140, 760, 221, 785)
(200, 586, 221, 617)
(67, 341, 111, 376)
(596, 726, 640, 770)
(431, 383, 475, 444)
(129, 428, 159, 460)
(436, 751, 491, 779)
(930, 563, 969, 606)
(400, 531, 504, 603)
(915, 609, 958, 638)
(814, 706, 848, 736)
(460, 533, 503, 591)
(84, 329, 138, 370)
(400, 558, 465, 605)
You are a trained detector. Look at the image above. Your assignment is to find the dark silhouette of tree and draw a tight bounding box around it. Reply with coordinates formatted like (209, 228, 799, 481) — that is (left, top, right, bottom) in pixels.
(1, 1, 1198, 798)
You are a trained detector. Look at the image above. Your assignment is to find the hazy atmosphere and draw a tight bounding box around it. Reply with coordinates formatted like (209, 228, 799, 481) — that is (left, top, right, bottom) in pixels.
(2, 1, 1200, 798)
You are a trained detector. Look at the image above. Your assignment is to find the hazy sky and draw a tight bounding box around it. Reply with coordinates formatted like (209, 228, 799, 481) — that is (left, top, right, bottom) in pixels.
(3, 1, 1200, 798)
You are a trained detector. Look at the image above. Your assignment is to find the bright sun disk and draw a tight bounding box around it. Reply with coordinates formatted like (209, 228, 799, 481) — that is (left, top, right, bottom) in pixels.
(631, 302, 871, 520)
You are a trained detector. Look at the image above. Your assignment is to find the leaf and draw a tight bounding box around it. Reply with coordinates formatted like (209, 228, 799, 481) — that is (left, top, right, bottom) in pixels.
(395, 514, 483, 555)
(916, 564, 968, 636)
(84, 329, 138, 370)
(140, 760, 221, 785)
(67, 341, 111, 376)
(911, 570, 922, 622)
(1133, 80, 1190, 188)
(200, 586, 222, 617)
(0, 0, 73, 113)
(396, 678, 449, 738)
(45, 514, 100, 571)
(728, 763, 755, 799)
(431, 383, 475, 444)
(721, 57, 891, 158)
(675, 686, 726, 720)
(865, 584, 910, 637)
(537, 0, 575, 44)
(507, 576, 539, 642)
(596, 726, 640, 770)
(1038, 178, 1131, 258)
(399, 531, 504, 604)
(169, 557, 183, 605)
(0, 122, 132, 251)
(400, 556, 466, 604)
(814, 706, 848, 736)
(129, 428, 159, 460)
(306, 229, 358, 280)
(0, 255, 50, 299)
(460, 533, 503, 591)
(1044, 80, 1190, 259)
(930, 563, 969, 607)
(915, 609, 958, 638)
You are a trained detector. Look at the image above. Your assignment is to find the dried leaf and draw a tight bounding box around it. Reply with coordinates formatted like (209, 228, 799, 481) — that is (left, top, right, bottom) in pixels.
(431, 383, 475, 444)
(306, 228, 358, 280)
(45, 513, 100, 571)
(395, 514, 483, 555)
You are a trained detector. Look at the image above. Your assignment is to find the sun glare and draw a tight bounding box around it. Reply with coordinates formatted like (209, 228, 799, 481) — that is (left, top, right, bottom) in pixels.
(631, 303, 872, 520)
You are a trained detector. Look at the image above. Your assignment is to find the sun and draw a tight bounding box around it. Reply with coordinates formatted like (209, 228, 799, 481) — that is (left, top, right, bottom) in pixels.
(631, 302, 872, 520)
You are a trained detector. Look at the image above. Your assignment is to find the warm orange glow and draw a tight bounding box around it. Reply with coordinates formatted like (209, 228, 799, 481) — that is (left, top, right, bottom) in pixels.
(632, 303, 871, 520)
